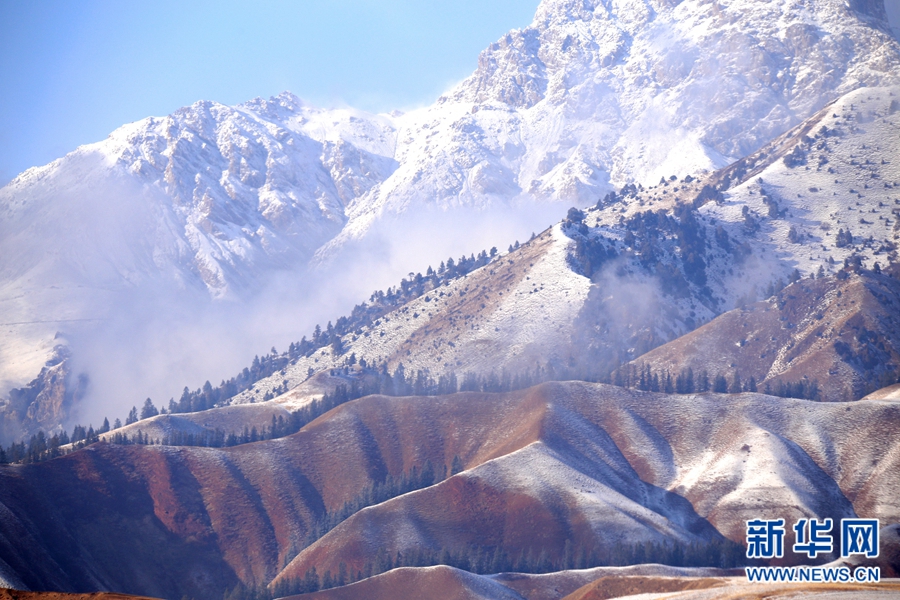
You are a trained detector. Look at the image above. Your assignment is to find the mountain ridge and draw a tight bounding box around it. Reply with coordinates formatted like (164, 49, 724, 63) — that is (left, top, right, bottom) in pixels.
(3, 0, 899, 433)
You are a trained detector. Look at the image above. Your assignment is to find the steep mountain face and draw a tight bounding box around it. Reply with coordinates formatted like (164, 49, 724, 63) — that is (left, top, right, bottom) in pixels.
(2, 0, 898, 439)
(1, 93, 396, 298)
(327, 0, 900, 247)
(1, 382, 898, 598)
(0, 94, 397, 425)
(0, 349, 86, 443)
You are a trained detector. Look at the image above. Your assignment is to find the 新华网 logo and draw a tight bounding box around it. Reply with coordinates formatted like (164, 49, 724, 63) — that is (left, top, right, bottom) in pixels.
(745, 517, 879, 560)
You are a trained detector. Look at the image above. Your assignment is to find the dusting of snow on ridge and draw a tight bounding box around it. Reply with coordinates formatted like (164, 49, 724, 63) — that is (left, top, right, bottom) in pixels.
(227, 225, 591, 405)
(469, 441, 709, 545)
(702, 86, 900, 300)
(460, 224, 592, 370)
(334, 223, 592, 374)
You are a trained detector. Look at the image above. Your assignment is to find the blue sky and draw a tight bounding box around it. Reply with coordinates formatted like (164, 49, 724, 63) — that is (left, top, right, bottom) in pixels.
(0, 0, 539, 184)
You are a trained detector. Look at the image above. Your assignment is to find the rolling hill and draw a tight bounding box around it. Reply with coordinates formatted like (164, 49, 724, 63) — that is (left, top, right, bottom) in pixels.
(1, 381, 898, 598)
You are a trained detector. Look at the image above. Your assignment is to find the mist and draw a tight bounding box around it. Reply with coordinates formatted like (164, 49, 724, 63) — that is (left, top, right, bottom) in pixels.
(61, 192, 572, 429)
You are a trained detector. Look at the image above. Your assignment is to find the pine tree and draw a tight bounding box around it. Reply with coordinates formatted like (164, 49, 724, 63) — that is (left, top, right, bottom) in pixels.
(126, 406, 138, 425)
(140, 398, 159, 420)
(303, 568, 320, 592)
(713, 374, 728, 393)
(729, 373, 742, 393)
(697, 371, 710, 392)
(746, 376, 757, 392)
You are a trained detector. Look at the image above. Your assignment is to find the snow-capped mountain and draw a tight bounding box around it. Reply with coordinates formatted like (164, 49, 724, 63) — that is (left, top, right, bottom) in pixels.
(1, 94, 397, 298)
(0, 95, 397, 414)
(325, 0, 900, 248)
(1, 0, 898, 434)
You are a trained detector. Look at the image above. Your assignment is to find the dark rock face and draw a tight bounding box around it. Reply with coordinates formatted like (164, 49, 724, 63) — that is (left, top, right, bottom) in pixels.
(0, 350, 85, 446)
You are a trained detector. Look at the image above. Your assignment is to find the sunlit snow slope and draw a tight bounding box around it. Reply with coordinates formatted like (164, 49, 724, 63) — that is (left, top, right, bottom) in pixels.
(325, 0, 900, 248)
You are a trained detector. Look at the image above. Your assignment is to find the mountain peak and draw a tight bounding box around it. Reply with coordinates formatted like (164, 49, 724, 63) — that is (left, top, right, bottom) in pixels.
(3, 0, 900, 437)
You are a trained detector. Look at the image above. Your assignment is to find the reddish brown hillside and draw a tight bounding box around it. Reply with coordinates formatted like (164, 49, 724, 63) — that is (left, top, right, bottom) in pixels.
(0, 591, 158, 600)
(282, 567, 742, 600)
(561, 578, 900, 600)
(0, 387, 552, 598)
(2, 382, 899, 599)
(621, 271, 900, 401)
(561, 575, 727, 600)
(275, 383, 900, 583)
(489, 565, 737, 600)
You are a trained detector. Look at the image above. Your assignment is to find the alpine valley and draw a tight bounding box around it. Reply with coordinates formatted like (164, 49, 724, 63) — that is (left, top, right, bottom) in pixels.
(2, 0, 900, 598)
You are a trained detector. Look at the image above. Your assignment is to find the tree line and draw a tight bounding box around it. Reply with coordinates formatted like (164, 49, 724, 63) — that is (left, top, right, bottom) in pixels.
(226, 537, 747, 600)
(0, 418, 111, 464)
(303, 456, 462, 548)
(611, 364, 821, 400)
(272, 456, 467, 582)
(1, 355, 833, 465)
(0, 383, 365, 464)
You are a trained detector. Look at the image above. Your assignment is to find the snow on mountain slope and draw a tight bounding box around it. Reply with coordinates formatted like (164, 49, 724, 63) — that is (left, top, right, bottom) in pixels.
(698, 86, 900, 288)
(213, 225, 593, 407)
(284, 440, 721, 578)
(564, 84, 900, 347)
(323, 0, 900, 252)
(273, 381, 900, 582)
(1, 92, 396, 298)
(621, 269, 900, 401)
(2, 380, 898, 596)
(89, 369, 352, 445)
(581, 87, 900, 308)
(339, 224, 592, 374)
(184, 84, 900, 421)
(864, 383, 900, 400)
(2, 0, 899, 436)
(0, 93, 398, 421)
